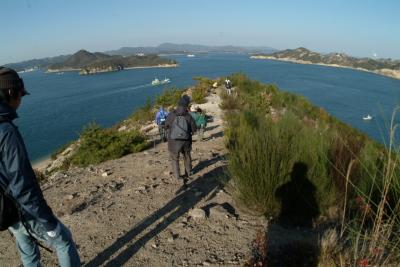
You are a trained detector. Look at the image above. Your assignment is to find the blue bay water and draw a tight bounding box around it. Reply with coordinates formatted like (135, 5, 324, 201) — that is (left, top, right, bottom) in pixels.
(17, 53, 400, 162)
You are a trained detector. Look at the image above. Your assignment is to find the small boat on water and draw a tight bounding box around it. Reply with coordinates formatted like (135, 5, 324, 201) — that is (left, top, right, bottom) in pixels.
(363, 114, 373, 120)
(151, 77, 171, 86)
(161, 77, 170, 84)
(187, 54, 195, 57)
(151, 78, 160, 85)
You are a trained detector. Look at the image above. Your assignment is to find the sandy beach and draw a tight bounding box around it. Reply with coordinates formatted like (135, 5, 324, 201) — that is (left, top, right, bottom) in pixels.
(32, 156, 52, 172)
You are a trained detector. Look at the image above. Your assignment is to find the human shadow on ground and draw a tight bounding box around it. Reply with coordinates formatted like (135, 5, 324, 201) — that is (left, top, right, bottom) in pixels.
(266, 162, 320, 267)
(192, 154, 224, 175)
(202, 131, 224, 141)
(205, 125, 219, 132)
(84, 166, 225, 267)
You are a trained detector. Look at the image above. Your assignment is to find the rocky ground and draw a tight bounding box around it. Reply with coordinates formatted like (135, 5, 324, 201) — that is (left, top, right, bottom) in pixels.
(0, 92, 265, 266)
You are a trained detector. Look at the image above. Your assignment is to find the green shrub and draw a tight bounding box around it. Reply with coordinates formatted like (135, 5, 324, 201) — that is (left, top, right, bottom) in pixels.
(50, 142, 73, 160)
(155, 88, 185, 108)
(70, 123, 148, 166)
(191, 77, 212, 104)
(192, 86, 208, 104)
(219, 91, 240, 110)
(228, 111, 334, 215)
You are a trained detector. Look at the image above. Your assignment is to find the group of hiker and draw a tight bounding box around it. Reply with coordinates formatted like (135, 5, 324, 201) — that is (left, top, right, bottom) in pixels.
(0, 66, 211, 266)
(156, 104, 207, 143)
(155, 96, 208, 184)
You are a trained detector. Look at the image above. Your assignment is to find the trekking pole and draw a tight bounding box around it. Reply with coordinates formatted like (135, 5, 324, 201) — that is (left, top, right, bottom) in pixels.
(153, 135, 156, 166)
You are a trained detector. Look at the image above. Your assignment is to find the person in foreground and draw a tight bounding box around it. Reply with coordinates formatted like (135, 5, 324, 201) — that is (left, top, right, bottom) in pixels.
(0, 67, 81, 267)
(165, 95, 197, 185)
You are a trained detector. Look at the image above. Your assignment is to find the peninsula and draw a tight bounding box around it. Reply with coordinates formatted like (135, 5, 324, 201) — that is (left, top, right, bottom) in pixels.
(47, 49, 177, 75)
(251, 47, 400, 80)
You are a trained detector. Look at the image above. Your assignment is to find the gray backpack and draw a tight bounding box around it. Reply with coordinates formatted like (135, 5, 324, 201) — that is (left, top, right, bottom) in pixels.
(170, 115, 190, 140)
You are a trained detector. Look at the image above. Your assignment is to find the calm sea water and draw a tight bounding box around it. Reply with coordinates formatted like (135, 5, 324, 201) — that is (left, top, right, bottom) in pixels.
(17, 53, 400, 162)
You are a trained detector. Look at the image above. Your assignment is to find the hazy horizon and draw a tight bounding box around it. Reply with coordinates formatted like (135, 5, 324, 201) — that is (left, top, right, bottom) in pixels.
(1, 0, 399, 65)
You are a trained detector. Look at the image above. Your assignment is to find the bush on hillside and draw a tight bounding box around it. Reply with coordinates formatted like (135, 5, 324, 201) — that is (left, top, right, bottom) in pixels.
(155, 88, 185, 108)
(228, 110, 334, 215)
(191, 77, 213, 104)
(223, 73, 400, 266)
(219, 91, 240, 110)
(70, 123, 148, 166)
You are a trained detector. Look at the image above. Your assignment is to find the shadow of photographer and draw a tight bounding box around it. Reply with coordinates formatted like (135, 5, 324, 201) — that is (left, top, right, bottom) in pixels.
(265, 162, 320, 267)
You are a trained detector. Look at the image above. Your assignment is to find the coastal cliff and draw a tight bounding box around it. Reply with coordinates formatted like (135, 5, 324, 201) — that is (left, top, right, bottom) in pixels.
(251, 47, 400, 80)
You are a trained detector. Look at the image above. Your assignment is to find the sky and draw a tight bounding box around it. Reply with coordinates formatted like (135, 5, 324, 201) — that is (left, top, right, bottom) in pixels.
(1, 0, 399, 64)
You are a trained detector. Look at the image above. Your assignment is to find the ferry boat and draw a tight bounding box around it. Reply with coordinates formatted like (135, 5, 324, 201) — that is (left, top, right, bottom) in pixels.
(363, 114, 372, 120)
(151, 77, 171, 86)
(187, 54, 195, 57)
(161, 77, 170, 84)
(151, 78, 160, 85)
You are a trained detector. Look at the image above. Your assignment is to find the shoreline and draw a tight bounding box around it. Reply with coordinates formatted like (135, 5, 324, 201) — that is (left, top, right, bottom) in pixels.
(32, 156, 52, 172)
(250, 55, 400, 80)
(123, 63, 178, 70)
(46, 63, 178, 74)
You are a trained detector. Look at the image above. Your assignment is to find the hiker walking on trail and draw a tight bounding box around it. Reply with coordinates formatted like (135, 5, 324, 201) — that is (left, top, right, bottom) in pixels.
(0, 67, 81, 267)
(155, 106, 169, 142)
(165, 95, 197, 185)
(225, 78, 232, 95)
(190, 107, 207, 141)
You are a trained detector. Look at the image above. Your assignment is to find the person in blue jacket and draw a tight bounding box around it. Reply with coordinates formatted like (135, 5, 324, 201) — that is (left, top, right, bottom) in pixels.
(155, 106, 169, 142)
(0, 67, 80, 267)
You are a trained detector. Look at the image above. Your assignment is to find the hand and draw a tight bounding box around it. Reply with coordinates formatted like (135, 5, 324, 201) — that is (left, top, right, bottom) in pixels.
(46, 223, 61, 238)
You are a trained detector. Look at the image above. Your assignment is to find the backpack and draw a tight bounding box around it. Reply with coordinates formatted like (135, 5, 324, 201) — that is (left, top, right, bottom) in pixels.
(159, 111, 167, 125)
(0, 185, 20, 231)
(170, 115, 190, 140)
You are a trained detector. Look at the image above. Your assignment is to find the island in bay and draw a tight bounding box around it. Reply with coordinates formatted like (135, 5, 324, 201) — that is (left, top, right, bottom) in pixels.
(251, 47, 400, 80)
(47, 49, 177, 75)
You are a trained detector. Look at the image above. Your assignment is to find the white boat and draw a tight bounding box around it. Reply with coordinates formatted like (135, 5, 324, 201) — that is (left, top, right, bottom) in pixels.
(161, 77, 170, 84)
(152, 77, 170, 86)
(363, 115, 373, 120)
(151, 78, 160, 85)
(187, 54, 195, 57)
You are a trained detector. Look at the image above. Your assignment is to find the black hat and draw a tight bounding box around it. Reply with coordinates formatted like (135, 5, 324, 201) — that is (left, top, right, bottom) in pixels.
(0, 67, 29, 96)
(178, 95, 190, 107)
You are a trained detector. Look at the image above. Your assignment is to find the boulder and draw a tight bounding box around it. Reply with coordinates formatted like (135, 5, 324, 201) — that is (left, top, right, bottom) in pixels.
(188, 208, 206, 220)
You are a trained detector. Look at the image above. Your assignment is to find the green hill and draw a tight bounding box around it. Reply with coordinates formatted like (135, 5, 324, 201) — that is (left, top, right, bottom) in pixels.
(253, 47, 400, 76)
(47, 49, 177, 74)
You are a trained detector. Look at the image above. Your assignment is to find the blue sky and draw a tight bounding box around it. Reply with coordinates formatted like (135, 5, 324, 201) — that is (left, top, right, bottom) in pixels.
(1, 0, 399, 64)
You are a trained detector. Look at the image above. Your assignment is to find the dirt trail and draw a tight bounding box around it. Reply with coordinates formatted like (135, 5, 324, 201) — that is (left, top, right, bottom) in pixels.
(0, 91, 264, 266)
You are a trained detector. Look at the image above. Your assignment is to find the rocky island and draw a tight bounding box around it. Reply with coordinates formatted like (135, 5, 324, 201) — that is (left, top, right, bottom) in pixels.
(47, 49, 177, 75)
(251, 47, 400, 80)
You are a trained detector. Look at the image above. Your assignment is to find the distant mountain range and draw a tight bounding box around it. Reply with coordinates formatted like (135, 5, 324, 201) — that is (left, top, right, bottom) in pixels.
(251, 47, 400, 79)
(106, 43, 277, 56)
(4, 43, 276, 72)
(46, 49, 176, 75)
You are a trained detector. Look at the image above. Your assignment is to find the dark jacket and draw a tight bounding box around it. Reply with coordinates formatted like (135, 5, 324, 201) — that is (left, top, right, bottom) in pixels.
(165, 106, 197, 141)
(0, 102, 57, 231)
